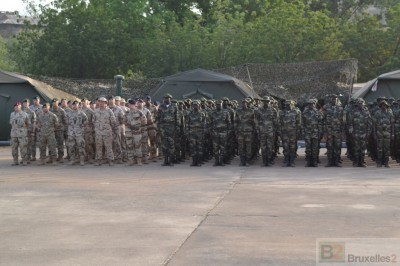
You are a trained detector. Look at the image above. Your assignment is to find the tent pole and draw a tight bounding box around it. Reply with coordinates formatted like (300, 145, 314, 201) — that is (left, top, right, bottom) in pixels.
(246, 64, 254, 90)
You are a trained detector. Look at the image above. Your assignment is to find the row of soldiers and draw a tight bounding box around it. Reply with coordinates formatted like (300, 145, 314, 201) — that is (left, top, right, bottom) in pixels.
(9, 93, 399, 168)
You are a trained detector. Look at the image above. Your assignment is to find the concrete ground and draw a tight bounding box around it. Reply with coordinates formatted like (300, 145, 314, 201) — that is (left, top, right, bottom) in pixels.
(1, 146, 400, 266)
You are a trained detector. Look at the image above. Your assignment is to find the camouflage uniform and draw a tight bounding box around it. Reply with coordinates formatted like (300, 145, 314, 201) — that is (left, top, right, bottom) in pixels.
(29, 102, 43, 160)
(51, 105, 67, 161)
(110, 104, 124, 162)
(323, 97, 344, 167)
(157, 94, 177, 166)
(209, 101, 231, 166)
(279, 100, 301, 167)
(187, 102, 206, 166)
(137, 105, 153, 163)
(82, 106, 96, 162)
(372, 101, 394, 167)
(302, 99, 323, 167)
(93, 104, 116, 165)
(66, 105, 88, 165)
(125, 104, 147, 165)
(392, 102, 400, 162)
(10, 108, 30, 165)
(348, 99, 371, 167)
(37, 107, 58, 164)
(255, 97, 278, 166)
(235, 99, 256, 166)
(144, 101, 158, 160)
(22, 104, 36, 161)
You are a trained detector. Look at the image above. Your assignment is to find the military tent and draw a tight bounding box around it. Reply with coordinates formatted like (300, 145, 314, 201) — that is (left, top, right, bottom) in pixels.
(352, 69, 400, 101)
(0, 70, 77, 140)
(150, 68, 260, 101)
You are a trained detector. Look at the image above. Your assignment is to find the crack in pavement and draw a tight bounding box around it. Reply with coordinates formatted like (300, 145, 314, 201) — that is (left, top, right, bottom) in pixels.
(161, 170, 245, 266)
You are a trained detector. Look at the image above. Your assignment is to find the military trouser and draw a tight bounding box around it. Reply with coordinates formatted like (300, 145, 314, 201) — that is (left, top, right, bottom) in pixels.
(189, 130, 204, 157)
(141, 131, 149, 157)
(68, 135, 85, 162)
(39, 133, 57, 160)
(26, 131, 33, 160)
(126, 132, 142, 160)
(54, 130, 65, 158)
(121, 133, 127, 160)
(84, 130, 95, 160)
(112, 128, 122, 160)
(31, 131, 38, 159)
(304, 135, 319, 163)
(326, 133, 342, 163)
(352, 133, 367, 164)
(212, 131, 227, 156)
(259, 131, 274, 162)
(64, 130, 69, 158)
(238, 131, 252, 159)
(11, 136, 28, 162)
(148, 128, 157, 157)
(281, 130, 297, 157)
(95, 134, 114, 161)
(376, 131, 391, 164)
(160, 126, 175, 157)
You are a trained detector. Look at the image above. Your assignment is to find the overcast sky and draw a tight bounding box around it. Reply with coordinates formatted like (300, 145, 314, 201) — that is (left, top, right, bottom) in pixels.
(0, 0, 53, 15)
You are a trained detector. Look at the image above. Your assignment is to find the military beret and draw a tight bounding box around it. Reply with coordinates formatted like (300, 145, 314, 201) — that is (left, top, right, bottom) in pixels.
(90, 101, 95, 105)
(72, 100, 79, 105)
(42, 103, 50, 108)
(114, 96, 122, 101)
(52, 98, 58, 102)
(138, 99, 144, 103)
(67, 100, 72, 104)
(33, 95, 40, 100)
(98, 97, 107, 102)
(60, 98, 67, 102)
(306, 99, 315, 104)
(128, 99, 136, 105)
(14, 101, 22, 107)
(178, 101, 184, 104)
(200, 97, 207, 102)
(82, 97, 88, 102)
(232, 100, 238, 104)
(216, 100, 223, 104)
(222, 97, 229, 101)
(22, 98, 30, 103)
(108, 95, 114, 100)
(192, 100, 200, 105)
(145, 95, 151, 100)
(164, 93, 173, 98)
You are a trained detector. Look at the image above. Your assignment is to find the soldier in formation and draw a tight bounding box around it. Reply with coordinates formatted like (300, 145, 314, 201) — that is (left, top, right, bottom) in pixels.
(10, 93, 400, 169)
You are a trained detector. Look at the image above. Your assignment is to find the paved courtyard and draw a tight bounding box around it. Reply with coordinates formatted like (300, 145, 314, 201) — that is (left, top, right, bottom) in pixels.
(1, 146, 399, 265)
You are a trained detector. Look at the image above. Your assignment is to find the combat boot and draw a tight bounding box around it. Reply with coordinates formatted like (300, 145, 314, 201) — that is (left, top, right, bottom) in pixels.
(282, 156, 289, 167)
(94, 160, 102, 166)
(69, 160, 77, 165)
(51, 158, 58, 166)
(80, 159, 85, 166)
(126, 160, 134, 166)
(136, 158, 143, 166)
(334, 159, 342, 167)
(142, 156, 149, 165)
(22, 160, 28, 166)
(58, 157, 64, 163)
(305, 159, 312, 167)
(289, 153, 296, 167)
(37, 159, 45, 166)
(108, 159, 114, 166)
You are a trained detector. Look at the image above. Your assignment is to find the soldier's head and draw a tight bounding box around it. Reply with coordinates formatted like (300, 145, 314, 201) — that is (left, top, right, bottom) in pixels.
(128, 99, 136, 109)
(241, 98, 249, 109)
(42, 103, 50, 113)
(283, 100, 292, 110)
(98, 97, 107, 109)
(90, 101, 96, 109)
(163, 93, 172, 104)
(60, 98, 68, 108)
(71, 100, 79, 110)
(114, 96, 122, 106)
(67, 100, 73, 109)
(222, 97, 229, 108)
(192, 100, 200, 111)
(22, 99, 30, 108)
(145, 95, 151, 105)
(14, 102, 21, 112)
(261, 96, 270, 108)
(33, 95, 40, 105)
(137, 99, 144, 108)
(379, 100, 389, 110)
(52, 98, 59, 108)
(108, 95, 115, 106)
(215, 100, 222, 110)
(330, 95, 338, 106)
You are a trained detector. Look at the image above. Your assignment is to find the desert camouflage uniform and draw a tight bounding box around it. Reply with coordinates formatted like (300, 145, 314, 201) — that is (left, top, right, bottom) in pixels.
(125, 108, 147, 164)
(66, 109, 88, 164)
(82, 106, 96, 161)
(37, 111, 58, 163)
(22, 106, 36, 161)
(51, 106, 67, 160)
(29, 103, 43, 160)
(110, 105, 124, 162)
(10, 110, 30, 164)
(93, 108, 116, 163)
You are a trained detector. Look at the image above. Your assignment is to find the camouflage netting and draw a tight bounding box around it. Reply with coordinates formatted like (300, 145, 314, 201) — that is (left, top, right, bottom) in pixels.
(27, 59, 357, 105)
(216, 59, 358, 105)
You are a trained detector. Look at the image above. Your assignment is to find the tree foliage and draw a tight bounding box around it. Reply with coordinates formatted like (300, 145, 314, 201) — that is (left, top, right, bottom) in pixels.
(8, 0, 400, 81)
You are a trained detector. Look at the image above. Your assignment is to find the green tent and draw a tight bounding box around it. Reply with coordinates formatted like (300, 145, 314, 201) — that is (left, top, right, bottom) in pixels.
(150, 68, 260, 101)
(352, 69, 400, 101)
(0, 70, 77, 140)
